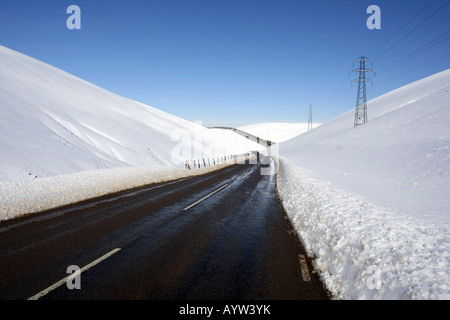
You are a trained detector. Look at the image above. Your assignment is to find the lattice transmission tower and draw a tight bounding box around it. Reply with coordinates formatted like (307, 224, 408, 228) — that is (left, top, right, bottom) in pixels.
(350, 57, 375, 127)
(308, 104, 313, 131)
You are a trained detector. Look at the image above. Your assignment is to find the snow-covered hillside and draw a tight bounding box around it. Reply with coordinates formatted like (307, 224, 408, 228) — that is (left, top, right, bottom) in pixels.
(0, 45, 263, 220)
(1, 44, 449, 300)
(239, 122, 321, 143)
(275, 69, 450, 299)
(0, 45, 261, 183)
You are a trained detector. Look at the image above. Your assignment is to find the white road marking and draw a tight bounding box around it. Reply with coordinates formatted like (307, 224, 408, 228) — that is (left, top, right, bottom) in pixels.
(298, 254, 311, 282)
(28, 248, 121, 300)
(237, 169, 253, 180)
(182, 184, 229, 211)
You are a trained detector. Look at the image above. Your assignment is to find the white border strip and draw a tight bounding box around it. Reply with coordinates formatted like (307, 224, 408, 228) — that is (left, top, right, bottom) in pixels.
(28, 248, 121, 300)
(182, 184, 228, 211)
(237, 169, 253, 180)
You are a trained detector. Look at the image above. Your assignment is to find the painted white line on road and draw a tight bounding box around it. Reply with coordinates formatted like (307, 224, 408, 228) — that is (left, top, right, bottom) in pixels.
(298, 254, 311, 282)
(182, 184, 229, 211)
(237, 169, 253, 180)
(28, 248, 121, 300)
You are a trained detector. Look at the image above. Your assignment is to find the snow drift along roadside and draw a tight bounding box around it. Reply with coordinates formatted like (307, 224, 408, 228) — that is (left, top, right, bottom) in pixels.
(276, 158, 449, 300)
(278, 70, 450, 225)
(273, 69, 450, 300)
(0, 162, 233, 222)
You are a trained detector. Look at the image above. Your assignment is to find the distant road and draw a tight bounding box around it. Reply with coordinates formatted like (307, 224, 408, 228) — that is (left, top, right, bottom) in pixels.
(0, 157, 329, 300)
(208, 127, 276, 147)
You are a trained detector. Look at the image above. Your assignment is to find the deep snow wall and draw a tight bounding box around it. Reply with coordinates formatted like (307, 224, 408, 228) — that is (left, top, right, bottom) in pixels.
(276, 157, 449, 300)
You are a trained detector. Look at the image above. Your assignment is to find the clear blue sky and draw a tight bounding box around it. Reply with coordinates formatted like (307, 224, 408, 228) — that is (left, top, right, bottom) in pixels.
(1, 0, 449, 126)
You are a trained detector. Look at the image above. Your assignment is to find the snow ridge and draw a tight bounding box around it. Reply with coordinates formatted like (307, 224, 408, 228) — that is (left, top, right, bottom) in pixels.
(0, 45, 262, 182)
(277, 158, 449, 300)
(0, 163, 232, 221)
(273, 69, 450, 300)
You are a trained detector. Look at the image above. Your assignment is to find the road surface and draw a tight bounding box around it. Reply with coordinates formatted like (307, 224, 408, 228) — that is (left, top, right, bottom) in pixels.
(0, 157, 329, 300)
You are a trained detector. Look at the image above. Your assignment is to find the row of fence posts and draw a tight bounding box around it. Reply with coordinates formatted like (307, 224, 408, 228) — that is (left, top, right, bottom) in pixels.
(185, 153, 251, 170)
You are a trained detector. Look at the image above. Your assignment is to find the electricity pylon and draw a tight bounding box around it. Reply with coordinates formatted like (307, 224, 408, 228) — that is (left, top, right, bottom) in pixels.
(351, 57, 375, 127)
(308, 104, 313, 131)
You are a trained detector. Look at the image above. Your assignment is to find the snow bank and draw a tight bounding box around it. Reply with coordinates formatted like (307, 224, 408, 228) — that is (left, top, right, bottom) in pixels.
(277, 158, 449, 300)
(0, 162, 234, 222)
(0, 45, 263, 221)
(274, 69, 450, 299)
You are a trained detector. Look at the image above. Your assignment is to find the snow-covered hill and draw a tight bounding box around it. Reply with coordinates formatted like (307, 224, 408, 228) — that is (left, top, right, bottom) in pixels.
(276, 69, 450, 299)
(238, 122, 321, 143)
(1, 44, 449, 300)
(0, 45, 261, 183)
(0, 45, 263, 220)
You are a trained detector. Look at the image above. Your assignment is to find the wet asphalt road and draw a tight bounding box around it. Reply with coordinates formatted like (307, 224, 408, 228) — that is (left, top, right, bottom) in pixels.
(0, 157, 329, 300)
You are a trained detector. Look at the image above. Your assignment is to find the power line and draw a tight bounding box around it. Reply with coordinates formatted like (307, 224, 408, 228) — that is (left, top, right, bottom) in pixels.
(324, 1, 448, 117)
(368, 0, 438, 58)
(377, 30, 450, 75)
(375, 15, 450, 65)
(374, 51, 450, 88)
(374, 0, 450, 61)
(335, 85, 353, 103)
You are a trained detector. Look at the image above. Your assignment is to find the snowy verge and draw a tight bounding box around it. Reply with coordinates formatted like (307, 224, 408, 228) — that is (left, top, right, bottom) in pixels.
(0, 163, 233, 222)
(275, 157, 450, 300)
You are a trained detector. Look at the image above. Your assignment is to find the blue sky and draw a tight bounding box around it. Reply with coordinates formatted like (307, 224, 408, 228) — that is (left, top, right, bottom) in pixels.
(0, 0, 449, 126)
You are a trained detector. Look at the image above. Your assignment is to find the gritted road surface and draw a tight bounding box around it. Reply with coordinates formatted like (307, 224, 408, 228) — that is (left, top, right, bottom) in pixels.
(0, 157, 329, 300)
